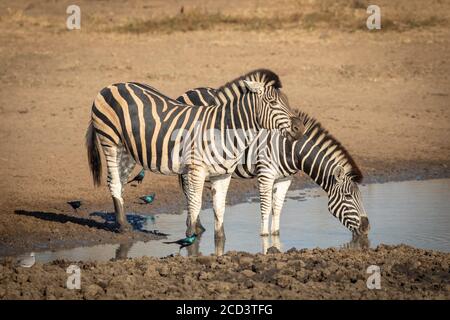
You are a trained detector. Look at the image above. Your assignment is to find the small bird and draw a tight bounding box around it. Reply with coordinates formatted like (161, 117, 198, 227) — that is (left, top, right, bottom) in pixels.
(17, 252, 35, 268)
(163, 234, 197, 252)
(67, 200, 82, 211)
(139, 193, 155, 204)
(128, 169, 145, 184)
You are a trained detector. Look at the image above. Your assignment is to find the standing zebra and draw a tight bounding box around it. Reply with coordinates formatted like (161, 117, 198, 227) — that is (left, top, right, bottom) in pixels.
(86, 69, 303, 233)
(177, 88, 370, 237)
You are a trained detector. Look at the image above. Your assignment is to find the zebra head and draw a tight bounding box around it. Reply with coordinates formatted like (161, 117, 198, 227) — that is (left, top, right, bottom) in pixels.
(242, 71, 303, 141)
(328, 165, 370, 236)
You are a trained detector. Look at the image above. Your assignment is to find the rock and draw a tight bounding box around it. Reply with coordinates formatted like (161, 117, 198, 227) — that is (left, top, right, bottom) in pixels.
(158, 266, 169, 277)
(197, 255, 215, 266)
(197, 271, 210, 280)
(83, 284, 104, 299)
(286, 247, 297, 253)
(297, 260, 306, 268)
(217, 255, 232, 264)
(266, 246, 281, 254)
(96, 279, 109, 289)
(241, 269, 255, 277)
(275, 262, 287, 270)
(244, 279, 254, 288)
(275, 275, 293, 288)
(238, 256, 253, 268)
(16, 273, 29, 284)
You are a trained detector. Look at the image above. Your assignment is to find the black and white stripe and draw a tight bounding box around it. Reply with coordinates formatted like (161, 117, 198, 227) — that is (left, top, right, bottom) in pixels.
(177, 87, 370, 237)
(86, 69, 302, 233)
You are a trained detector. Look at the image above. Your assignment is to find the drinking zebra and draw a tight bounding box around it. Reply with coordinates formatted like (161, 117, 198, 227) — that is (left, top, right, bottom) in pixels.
(86, 69, 303, 233)
(177, 88, 370, 237)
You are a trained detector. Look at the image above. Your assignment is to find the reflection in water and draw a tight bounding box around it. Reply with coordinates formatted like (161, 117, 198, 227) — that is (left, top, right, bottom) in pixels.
(342, 235, 371, 250)
(115, 243, 133, 260)
(185, 232, 204, 256)
(18, 179, 450, 263)
(112, 232, 280, 260)
(262, 235, 282, 254)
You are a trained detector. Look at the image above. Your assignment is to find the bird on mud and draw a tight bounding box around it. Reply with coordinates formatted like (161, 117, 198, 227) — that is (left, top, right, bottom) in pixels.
(67, 200, 82, 211)
(17, 252, 35, 268)
(163, 234, 197, 252)
(139, 193, 156, 204)
(128, 168, 145, 185)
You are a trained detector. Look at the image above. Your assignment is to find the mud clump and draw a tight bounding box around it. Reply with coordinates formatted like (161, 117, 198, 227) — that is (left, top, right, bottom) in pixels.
(1, 245, 449, 300)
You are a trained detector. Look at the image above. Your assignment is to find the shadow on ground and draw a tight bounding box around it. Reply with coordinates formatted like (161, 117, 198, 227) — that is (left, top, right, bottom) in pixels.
(14, 210, 167, 236)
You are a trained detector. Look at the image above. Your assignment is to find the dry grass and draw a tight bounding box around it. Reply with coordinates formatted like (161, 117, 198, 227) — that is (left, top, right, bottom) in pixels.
(112, 7, 447, 34)
(0, 0, 447, 34)
(114, 11, 300, 34)
(112, 9, 364, 34)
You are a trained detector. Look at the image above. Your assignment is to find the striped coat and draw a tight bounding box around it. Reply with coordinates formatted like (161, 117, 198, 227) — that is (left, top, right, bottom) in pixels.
(177, 88, 370, 237)
(86, 69, 303, 234)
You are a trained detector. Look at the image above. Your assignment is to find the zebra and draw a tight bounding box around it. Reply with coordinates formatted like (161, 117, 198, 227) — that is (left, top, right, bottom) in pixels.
(177, 87, 370, 238)
(86, 69, 304, 234)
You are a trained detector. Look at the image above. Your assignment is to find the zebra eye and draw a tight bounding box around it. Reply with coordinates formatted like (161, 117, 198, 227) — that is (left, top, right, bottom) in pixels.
(269, 99, 279, 106)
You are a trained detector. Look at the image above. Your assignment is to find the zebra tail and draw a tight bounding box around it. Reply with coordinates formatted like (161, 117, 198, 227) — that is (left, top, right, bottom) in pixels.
(86, 120, 102, 187)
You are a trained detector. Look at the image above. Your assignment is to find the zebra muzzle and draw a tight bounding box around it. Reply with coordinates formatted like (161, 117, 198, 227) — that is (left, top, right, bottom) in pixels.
(359, 216, 370, 234)
(289, 117, 305, 141)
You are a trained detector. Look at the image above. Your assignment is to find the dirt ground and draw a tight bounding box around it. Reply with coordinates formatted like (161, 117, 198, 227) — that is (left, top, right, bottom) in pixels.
(1, 245, 449, 299)
(0, 0, 449, 298)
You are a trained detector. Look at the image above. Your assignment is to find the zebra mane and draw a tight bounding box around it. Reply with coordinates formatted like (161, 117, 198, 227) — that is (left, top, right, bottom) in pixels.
(296, 110, 363, 183)
(215, 69, 282, 94)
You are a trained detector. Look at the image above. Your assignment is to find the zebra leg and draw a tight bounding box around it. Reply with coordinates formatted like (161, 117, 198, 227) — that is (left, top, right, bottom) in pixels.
(115, 242, 132, 260)
(180, 174, 205, 234)
(261, 236, 270, 254)
(258, 176, 275, 236)
(184, 167, 207, 237)
(119, 150, 136, 186)
(214, 235, 225, 256)
(271, 234, 281, 251)
(103, 143, 131, 233)
(210, 174, 232, 239)
(271, 178, 292, 235)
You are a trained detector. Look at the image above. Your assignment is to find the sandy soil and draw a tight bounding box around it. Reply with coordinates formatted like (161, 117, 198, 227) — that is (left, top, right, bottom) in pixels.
(1, 245, 449, 299)
(0, 0, 449, 265)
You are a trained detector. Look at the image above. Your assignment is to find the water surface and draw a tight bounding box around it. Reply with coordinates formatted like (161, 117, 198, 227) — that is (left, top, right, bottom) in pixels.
(32, 179, 450, 263)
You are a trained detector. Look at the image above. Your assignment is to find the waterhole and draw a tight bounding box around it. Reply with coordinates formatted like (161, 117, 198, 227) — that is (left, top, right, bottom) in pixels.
(18, 179, 450, 263)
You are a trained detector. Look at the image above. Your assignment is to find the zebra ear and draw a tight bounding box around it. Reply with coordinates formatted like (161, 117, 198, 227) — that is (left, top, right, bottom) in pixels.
(333, 165, 346, 182)
(243, 80, 264, 94)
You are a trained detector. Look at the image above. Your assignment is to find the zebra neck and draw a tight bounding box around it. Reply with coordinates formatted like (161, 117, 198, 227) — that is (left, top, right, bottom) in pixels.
(293, 134, 334, 193)
(213, 91, 260, 145)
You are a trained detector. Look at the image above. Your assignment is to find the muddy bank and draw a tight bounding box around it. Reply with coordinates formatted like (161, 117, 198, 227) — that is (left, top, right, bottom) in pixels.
(1, 245, 449, 300)
(0, 211, 165, 257)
